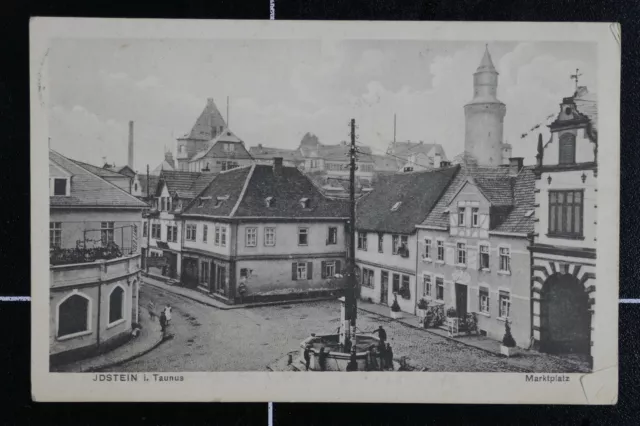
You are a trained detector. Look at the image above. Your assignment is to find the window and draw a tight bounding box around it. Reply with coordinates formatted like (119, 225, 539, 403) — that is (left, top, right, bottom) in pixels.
(220, 226, 227, 247)
(143, 222, 148, 238)
(323, 261, 336, 279)
(300, 198, 310, 209)
(424, 238, 432, 260)
(151, 224, 161, 239)
(457, 242, 466, 265)
(401, 275, 410, 300)
(101, 222, 114, 245)
(391, 235, 400, 254)
(499, 291, 511, 319)
(186, 224, 197, 242)
(200, 261, 210, 285)
(50, 222, 62, 248)
(391, 202, 402, 211)
(215, 265, 226, 293)
(58, 294, 90, 338)
(293, 262, 311, 280)
(357, 232, 368, 250)
(548, 190, 584, 238)
(108, 286, 125, 324)
(264, 227, 276, 246)
(53, 178, 68, 196)
(215, 226, 221, 245)
(479, 244, 490, 270)
(458, 207, 466, 226)
(265, 196, 274, 208)
(203, 225, 208, 243)
(392, 274, 400, 293)
(327, 227, 338, 245)
(246, 227, 257, 247)
(479, 287, 490, 314)
(559, 133, 576, 165)
(422, 274, 432, 298)
(298, 228, 309, 246)
(381, 271, 389, 293)
(378, 234, 384, 253)
(436, 277, 444, 301)
(499, 247, 511, 272)
(472, 208, 479, 227)
(437, 240, 444, 261)
(362, 268, 374, 288)
(399, 235, 409, 257)
(167, 225, 177, 243)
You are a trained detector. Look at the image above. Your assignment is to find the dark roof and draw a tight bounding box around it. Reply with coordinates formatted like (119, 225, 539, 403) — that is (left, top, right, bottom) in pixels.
(71, 160, 130, 179)
(183, 98, 227, 141)
(158, 170, 218, 199)
(183, 164, 349, 219)
(356, 166, 460, 234)
(49, 150, 147, 208)
(189, 129, 252, 162)
(420, 165, 536, 234)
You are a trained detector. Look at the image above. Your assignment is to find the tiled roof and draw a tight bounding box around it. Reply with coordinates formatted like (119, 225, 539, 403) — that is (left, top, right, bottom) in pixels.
(356, 166, 459, 234)
(183, 98, 227, 141)
(159, 170, 218, 199)
(151, 160, 176, 175)
(189, 129, 252, 162)
(49, 150, 147, 208)
(183, 164, 349, 219)
(420, 165, 536, 234)
(71, 160, 129, 178)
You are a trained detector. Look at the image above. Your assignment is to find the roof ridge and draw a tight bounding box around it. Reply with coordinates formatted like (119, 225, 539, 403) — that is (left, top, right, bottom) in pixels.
(229, 164, 256, 217)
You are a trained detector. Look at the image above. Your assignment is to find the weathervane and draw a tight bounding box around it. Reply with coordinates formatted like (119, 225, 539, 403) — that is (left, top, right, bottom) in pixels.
(570, 68, 582, 92)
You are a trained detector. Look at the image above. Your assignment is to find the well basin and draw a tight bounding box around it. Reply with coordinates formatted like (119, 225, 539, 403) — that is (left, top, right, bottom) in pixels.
(299, 334, 382, 371)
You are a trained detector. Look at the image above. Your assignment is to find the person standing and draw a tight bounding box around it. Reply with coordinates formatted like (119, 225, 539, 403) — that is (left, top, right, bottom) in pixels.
(318, 347, 327, 372)
(368, 345, 377, 371)
(159, 310, 167, 336)
(303, 345, 311, 371)
(346, 348, 358, 372)
(385, 343, 394, 370)
(373, 326, 387, 343)
(377, 341, 385, 371)
(164, 305, 172, 322)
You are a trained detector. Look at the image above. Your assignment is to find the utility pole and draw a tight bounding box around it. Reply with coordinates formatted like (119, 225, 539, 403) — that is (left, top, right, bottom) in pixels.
(146, 164, 151, 274)
(345, 118, 358, 346)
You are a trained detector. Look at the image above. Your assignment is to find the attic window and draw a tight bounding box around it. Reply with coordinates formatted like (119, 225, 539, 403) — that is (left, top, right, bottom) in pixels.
(214, 195, 229, 208)
(525, 209, 535, 218)
(265, 196, 274, 208)
(51, 178, 70, 196)
(198, 198, 205, 208)
(300, 198, 310, 209)
(391, 202, 402, 212)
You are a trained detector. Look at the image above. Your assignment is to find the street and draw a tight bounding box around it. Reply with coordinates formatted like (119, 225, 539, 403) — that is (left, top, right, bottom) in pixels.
(110, 283, 586, 373)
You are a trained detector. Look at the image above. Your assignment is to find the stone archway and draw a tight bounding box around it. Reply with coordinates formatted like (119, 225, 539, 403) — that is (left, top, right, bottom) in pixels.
(540, 273, 591, 355)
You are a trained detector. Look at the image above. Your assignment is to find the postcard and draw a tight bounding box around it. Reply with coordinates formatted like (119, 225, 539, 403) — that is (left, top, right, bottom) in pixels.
(31, 18, 620, 403)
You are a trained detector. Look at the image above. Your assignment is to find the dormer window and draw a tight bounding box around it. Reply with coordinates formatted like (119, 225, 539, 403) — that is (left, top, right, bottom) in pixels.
(214, 195, 229, 208)
(391, 202, 402, 211)
(300, 198, 310, 209)
(52, 178, 69, 196)
(265, 196, 274, 208)
(198, 198, 205, 208)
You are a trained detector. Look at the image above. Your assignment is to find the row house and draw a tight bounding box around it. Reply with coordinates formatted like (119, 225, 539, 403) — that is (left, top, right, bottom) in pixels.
(355, 166, 459, 314)
(530, 86, 598, 365)
(142, 170, 217, 280)
(49, 150, 147, 366)
(179, 158, 349, 304)
(416, 161, 535, 347)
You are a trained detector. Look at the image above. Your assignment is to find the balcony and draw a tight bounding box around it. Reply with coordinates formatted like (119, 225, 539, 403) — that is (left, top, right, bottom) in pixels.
(50, 252, 141, 289)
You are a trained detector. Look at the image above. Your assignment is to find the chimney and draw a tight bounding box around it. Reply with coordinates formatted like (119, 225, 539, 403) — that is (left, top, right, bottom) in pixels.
(128, 121, 134, 169)
(434, 153, 442, 168)
(165, 151, 175, 168)
(509, 157, 524, 176)
(273, 157, 283, 176)
(502, 143, 513, 166)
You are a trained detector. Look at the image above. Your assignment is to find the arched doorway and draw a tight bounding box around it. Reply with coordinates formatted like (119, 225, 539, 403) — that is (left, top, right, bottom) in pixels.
(540, 273, 590, 354)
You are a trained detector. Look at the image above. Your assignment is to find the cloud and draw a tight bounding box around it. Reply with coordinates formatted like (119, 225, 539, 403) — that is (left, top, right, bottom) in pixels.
(135, 75, 162, 89)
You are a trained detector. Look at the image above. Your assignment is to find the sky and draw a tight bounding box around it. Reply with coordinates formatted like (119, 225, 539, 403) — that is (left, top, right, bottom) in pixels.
(47, 39, 596, 172)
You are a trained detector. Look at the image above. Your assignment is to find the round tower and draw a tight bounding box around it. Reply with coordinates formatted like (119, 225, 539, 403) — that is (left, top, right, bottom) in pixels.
(464, 46, 506, 166)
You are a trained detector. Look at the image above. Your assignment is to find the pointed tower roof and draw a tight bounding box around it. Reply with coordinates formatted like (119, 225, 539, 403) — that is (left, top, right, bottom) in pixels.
(184, 98, 227, 141)
(476, 45, 497, 73)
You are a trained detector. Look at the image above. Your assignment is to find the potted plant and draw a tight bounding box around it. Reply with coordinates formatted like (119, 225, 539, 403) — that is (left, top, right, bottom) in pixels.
(390, 294, 402, 319)
(416, 298, 429, 320)
(446, 307, 457, 318)
(500, 320, 517, 357)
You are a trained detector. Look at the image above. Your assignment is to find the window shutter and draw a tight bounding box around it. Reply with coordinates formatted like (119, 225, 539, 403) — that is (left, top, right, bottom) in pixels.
(292, 263, 297, 281)
(321, 261, 327, 279)
(336, 260, 342, 275)
(307, 262, 313, 280)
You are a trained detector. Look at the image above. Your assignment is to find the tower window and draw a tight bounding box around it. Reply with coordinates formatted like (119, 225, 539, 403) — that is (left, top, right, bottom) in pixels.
(559, 133, 576, 165)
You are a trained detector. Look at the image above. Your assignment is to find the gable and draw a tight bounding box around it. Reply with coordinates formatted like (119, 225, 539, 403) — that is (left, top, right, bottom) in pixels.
(448, 180, 491, 209)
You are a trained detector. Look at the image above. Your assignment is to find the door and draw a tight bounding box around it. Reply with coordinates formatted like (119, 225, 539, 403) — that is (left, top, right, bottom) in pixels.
(209, 262, 216, 293)
(381, 271, 389, 305)
(455, 283, 468, 318)
(166, 252, 178, 278)
(541, 274, 590, 354)
(182, 257, 199, 288)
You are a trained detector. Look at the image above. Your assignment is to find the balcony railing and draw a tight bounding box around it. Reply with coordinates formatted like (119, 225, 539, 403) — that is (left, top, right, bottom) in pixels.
(50, 242, 135, 266)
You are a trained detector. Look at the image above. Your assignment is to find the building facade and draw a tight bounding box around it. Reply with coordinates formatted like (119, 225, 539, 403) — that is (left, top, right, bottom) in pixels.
(179, 159, 349, 304)
(417, 162, 535, 347)
(530, 87, 597, 364)
(385, 141, 448, 172)
(355, 167, 459, 314)
(49, 150, 147, 366)
(187, 129, 254, 173)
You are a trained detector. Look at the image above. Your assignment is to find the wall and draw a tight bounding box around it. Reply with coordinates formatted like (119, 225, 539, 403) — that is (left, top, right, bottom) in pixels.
(464, 103, 506, 167)
(50, 209, 142, 251)
(182, 219, 232, 257)
(542, 127, 595, 166)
